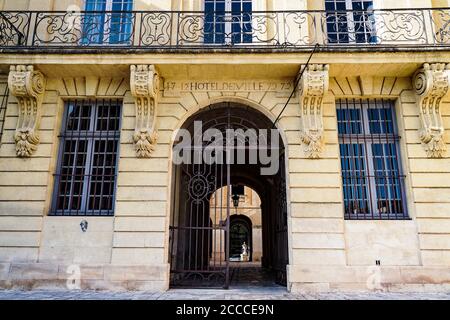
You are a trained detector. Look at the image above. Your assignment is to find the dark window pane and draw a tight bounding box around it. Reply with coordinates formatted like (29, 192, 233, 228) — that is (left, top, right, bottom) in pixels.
(326, 1, 374, 44)
(325, 1, 336, 11)
(336, 105, 362, 135)
(83, 0, 133, 45)
(204, 0, 252, 44)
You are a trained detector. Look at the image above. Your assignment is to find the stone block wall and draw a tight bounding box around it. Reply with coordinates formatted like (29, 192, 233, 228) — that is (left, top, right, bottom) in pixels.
(400, 91, 450, 267)
(0, 63, 449, 292)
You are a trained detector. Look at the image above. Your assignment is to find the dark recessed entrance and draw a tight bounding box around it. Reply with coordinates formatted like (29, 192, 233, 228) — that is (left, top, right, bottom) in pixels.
(169, 102, 288, 289)
(230, 215, 252, 261)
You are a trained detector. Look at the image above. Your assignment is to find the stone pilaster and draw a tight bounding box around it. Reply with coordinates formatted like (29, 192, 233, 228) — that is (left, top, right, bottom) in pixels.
(298, 64, 329, 159)
(7, 65, 46, 157)
(130, 65, 160, 158)
(413, 63, 450, 158)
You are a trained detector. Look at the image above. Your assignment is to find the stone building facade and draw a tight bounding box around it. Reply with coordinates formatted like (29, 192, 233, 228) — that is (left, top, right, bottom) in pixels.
(0, 0, 449, 292)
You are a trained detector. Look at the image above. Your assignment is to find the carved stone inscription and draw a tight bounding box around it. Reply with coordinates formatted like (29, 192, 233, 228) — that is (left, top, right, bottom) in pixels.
(164, 80, 293, 95)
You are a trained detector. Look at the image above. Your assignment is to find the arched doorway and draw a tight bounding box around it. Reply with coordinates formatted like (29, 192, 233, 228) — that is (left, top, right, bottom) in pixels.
(230, 215, 253, 262)
(169, 102, 288, 288)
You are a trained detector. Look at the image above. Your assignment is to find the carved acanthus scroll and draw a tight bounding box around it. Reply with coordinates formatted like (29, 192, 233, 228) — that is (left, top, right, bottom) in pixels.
(130, 65, 160, 158)
(413, 63, 450, 158)
(8, 65, 46, 157)
(298, 64, 329, 159)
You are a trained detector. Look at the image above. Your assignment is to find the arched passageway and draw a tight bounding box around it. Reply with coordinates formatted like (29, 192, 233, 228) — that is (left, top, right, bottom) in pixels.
(229, 213, 254, 262)
(169, 102, 288, 288)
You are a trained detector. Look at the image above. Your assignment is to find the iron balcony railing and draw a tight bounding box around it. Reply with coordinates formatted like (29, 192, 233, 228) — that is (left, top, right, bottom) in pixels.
(0, 8, 449, 51)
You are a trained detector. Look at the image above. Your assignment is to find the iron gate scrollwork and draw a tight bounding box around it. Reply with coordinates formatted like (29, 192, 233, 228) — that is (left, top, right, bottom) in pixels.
(2, 9, 450, 49)
(170, 160, 231, 288)
(169, 106, 232, 288)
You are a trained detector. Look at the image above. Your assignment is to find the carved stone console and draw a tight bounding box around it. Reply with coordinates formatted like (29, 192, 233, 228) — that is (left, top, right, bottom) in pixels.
(413, 63, 450, 158)
(8, 65, 46, 157)
(130, 65, 160, 158)
(298, 64, 329, 159)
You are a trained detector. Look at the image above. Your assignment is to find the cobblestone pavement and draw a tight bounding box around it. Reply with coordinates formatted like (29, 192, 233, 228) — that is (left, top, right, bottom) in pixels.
(0, 288, 449, 300)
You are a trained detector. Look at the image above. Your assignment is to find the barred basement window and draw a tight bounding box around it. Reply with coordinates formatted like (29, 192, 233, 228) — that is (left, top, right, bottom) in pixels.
(337, 98, 408, 220)
(50, 99, 121, 216)
(0, 84, 8, 144)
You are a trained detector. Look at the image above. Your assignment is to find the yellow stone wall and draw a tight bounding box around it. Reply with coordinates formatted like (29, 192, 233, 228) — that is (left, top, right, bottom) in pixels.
(0, 56, 449, 291)
(0, 0, 449, 292)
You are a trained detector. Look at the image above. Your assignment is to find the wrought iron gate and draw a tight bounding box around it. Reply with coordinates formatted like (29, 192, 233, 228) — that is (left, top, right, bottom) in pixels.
(274, 152, 288, 286)
(169, 106, 232, 288)
(169, 103, 288, 288)
(169, 159, 231, 288)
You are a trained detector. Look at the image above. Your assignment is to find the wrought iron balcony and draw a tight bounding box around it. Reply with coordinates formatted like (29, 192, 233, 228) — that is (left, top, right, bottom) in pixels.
(0, 8, 449, 51)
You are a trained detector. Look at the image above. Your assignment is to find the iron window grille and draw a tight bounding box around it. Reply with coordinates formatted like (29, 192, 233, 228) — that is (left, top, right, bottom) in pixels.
(0, 84, 8, 144)
(337, 98, 408, 220)
(325, 0, 376, 44)
(50, 99, 122, 216)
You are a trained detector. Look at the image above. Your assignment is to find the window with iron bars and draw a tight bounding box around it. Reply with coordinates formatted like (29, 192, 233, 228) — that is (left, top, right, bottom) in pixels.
(325, 0, 376, 44)
(0, 83, 8, 144)
(337, 98, 408, 220)
(50, 99, 121, 216)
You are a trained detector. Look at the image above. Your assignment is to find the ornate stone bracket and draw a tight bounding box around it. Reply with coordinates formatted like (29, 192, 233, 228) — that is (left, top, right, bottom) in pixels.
(413, 63, 450, 158)
(298, 64, 329, 159)
(8, 65, 46, 157)
(130, 65, 160, 158)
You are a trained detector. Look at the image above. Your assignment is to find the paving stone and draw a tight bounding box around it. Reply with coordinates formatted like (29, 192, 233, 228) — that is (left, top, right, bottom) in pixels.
(0, 289, 449, 300)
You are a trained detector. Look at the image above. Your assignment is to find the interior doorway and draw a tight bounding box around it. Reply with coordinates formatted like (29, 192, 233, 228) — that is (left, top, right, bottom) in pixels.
(230, 215, 253, 262)
(169, 102, 288, 288)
